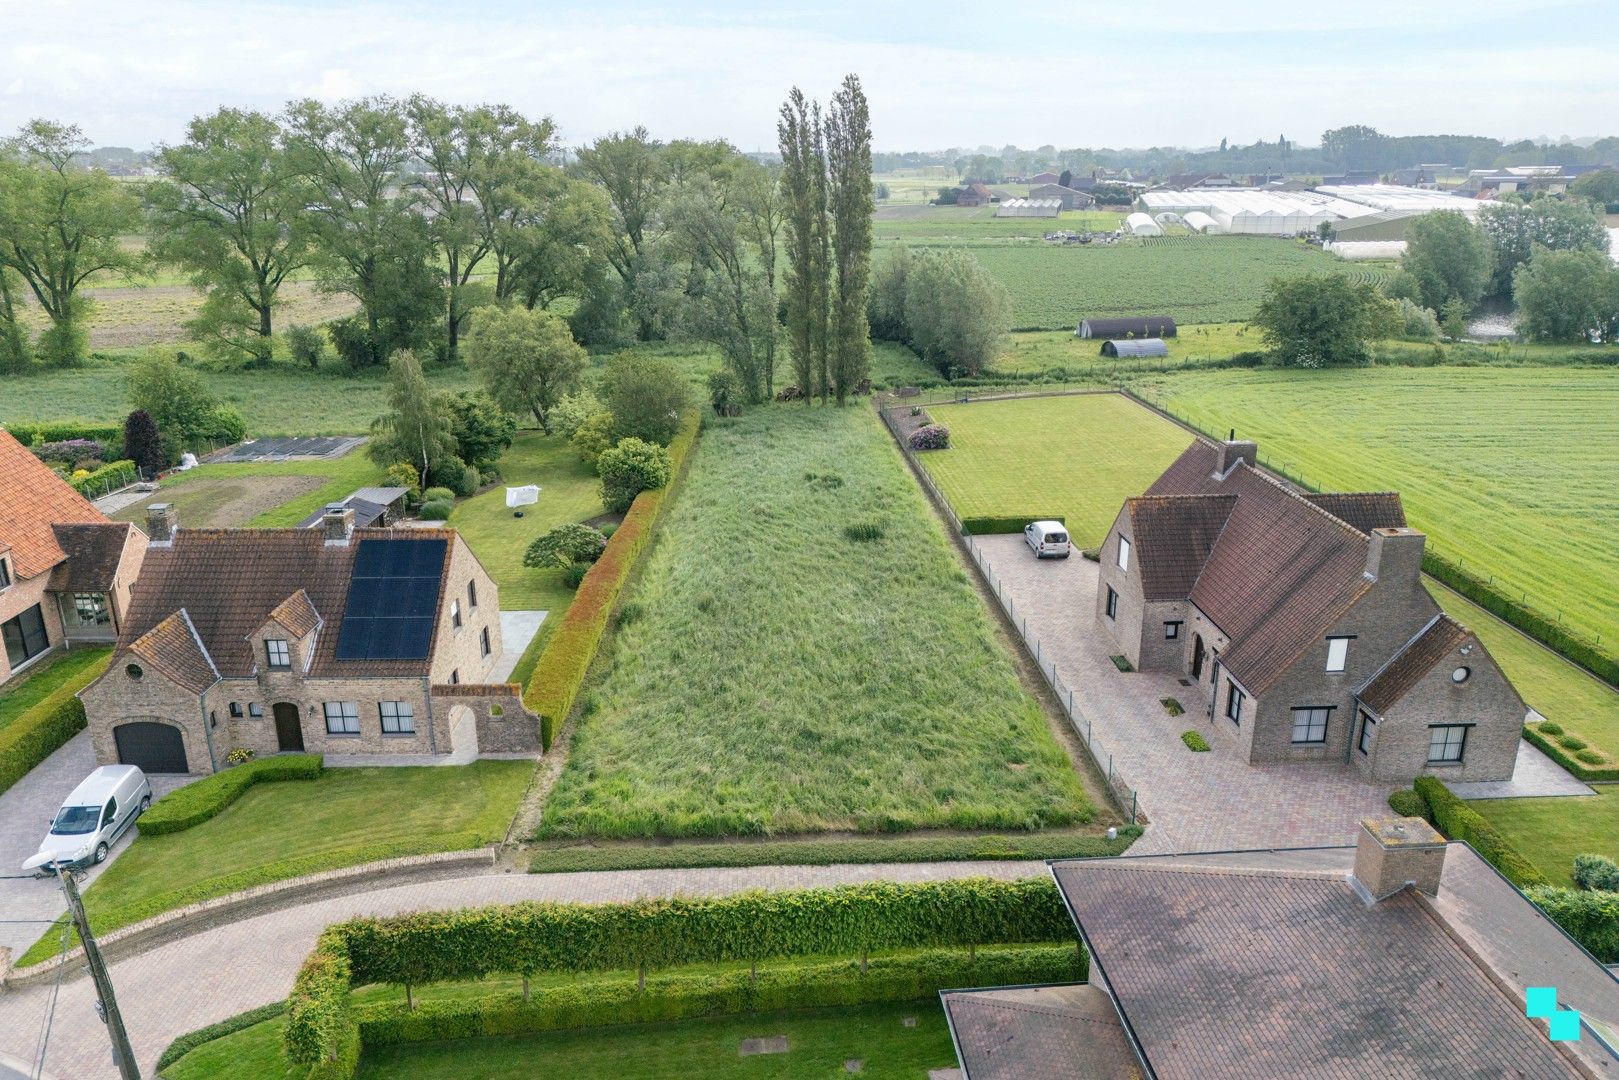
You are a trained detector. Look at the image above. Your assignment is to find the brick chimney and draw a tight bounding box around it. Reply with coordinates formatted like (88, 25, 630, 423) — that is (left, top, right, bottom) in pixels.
(1364, 527, 1426, 585)
(321, 504, 356, 545)
(146, 503, 177, 546)
(1351, 816, 1447, 903)
(1213, 439, 1257, 478)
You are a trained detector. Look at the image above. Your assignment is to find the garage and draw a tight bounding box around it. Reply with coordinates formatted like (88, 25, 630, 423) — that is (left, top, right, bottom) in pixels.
(113, 721, 189, 774)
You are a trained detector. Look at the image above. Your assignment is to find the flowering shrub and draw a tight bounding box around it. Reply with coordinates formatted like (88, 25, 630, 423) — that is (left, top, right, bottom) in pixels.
(226, 747, 257, 766)
(34, 438, 105, 463)
(909, 424, 950, 451)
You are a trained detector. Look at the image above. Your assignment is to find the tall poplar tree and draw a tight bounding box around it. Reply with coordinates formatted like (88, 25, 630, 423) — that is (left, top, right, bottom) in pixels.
(824, 74, 873, 405)
(777, 88, 829, 402)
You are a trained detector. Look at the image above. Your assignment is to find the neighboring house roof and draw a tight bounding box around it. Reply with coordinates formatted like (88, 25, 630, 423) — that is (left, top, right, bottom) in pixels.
(265, 588, 323, 640)
(1358, 613, 1472, 713)
(940, 984, 1141, 1079)
(115, 528, 458, 680)
(296, 497, 389, 530)
(351, 487, 409, 506)
(1303, 492, 1406, 534)
(1125, 495, 1236, 600)
(0, 429, 110, 578)
(127, 610, 220, 693)
(47, 522, 135, 593)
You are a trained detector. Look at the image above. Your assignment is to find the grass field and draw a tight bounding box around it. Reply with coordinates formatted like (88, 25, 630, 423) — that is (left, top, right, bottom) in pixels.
(874, 203, 1124, 242)
(916, 393, 1194, 548)
(539, 405, 1095, 839)
(19, 281, 353, 350)
(992, 323, 1261, 374)
(112, 445, 387, 529)
(1470, 786, 1619, 887)
(1140, 367, 1619, 664)
(0, 648, 110, 736)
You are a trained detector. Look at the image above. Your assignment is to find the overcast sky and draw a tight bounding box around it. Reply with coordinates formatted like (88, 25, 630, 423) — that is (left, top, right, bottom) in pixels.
(3, 0, 1615, 152)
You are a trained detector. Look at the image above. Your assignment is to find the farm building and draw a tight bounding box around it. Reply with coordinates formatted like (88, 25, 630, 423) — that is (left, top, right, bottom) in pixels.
(1100, 338, 1169, 357)
(1182, 210, 1221, 233)
(1124, 212, 1162, 236)
(954, 182, 998, 207)
(1027, 171, 1061, 185)
(996, 198, 1062, 219)
(1314, 184, 1478, 215)
(1327, 240, 1407, 261)
(1076, 317, 1177, 339)
(1027, 183, 1095, 209)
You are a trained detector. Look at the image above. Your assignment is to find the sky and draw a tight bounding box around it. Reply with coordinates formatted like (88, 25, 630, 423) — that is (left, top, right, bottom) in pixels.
(2, 0, 1616, 152)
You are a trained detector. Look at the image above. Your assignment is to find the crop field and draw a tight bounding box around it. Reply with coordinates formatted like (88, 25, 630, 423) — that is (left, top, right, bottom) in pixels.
(117, 446, 386, 529)
(875, 204, 1124, 242)
(539, 405, 1096, 839)
(916, 393, 1194, 547)
(1140, 367, 1619, 659)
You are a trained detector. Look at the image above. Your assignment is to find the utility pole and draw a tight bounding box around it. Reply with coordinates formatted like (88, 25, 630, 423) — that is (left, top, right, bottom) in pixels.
(53, 865, 140, 1080)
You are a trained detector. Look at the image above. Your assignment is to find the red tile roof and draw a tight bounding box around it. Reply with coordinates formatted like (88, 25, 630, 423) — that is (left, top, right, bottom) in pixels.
(0, 429, 109, 579)
(266, 589, 322, 640)
(1358, 614, 1473, 713)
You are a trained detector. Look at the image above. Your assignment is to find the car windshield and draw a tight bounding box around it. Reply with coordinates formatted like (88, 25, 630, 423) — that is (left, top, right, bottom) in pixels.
(1046, 532, 1068, 544)
(50, 805, 101, 835)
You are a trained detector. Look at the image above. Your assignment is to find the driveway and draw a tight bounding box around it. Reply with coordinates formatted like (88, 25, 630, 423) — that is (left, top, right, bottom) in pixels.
(970, 534, 1396, 855)
(0, 732, 194, 961)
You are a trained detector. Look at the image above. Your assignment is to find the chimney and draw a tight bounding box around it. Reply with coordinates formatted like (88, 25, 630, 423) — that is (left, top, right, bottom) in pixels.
(1213, 439, 1257, 478)
(1351, 816, 1447, 903)
(321, 504, 356, 545)
(1364, 527, 1426, 585)
(146, 503, 177, 546)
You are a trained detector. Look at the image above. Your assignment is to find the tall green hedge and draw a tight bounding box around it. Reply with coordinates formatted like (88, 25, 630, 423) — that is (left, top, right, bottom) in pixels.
(1412, 777, 1548, 888)
(0, 670, 101, 796)
(285, 927, 356, 1069)
(5, 421, 124, 444)
(139, 754, 323, 834)
(70, 459, 137, 497)
(1524, 886, 1619, 964)
(961, 515, 1066, 536)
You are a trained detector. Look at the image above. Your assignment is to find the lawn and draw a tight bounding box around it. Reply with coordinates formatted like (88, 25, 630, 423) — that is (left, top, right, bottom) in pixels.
(18, 760, 531, 965)
(916, 393, 1194, 548)
(991, 323, 1261, 376)
(0, 647, 111, 736)
(110, 444, 386, 529)
(1470, 786, 1619, 887)
(1140, 366, 1619, 667)
(539, 405, 1094, 839)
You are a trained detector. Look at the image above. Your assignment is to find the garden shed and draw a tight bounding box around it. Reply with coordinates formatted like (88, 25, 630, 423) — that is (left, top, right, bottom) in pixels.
(1100, 338, 1169, 358)
(1076, 316, 1178, 339)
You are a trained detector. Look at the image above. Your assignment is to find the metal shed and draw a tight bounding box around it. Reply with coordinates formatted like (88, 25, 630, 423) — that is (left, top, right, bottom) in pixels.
(1076, 317, 1178, 339)
(1100, 338, 1169, 358)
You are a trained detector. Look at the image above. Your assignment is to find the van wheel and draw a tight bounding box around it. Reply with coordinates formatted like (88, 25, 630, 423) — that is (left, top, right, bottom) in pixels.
(139, 795, 151, 813)
(94, 842, 109, 864)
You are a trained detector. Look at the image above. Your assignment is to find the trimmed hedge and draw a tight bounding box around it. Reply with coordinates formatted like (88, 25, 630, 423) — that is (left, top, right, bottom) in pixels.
(1522, 723, 1619, 782)
(1412, 777, 1547, 888)
(155, 1000, 287, 1071)
(140, 754, 323, 835)
(961, 515, 1065, 536)
(5, 421, 124, 445)
(1524, 886, 1619, 964)
(0, 661, 105, 796)
(286, 927, 357, 1070)
(70, 459, 137, 496)
(1572, 853, 1619, 892)
(1386, 789, 1429, 821)
(523, 410, 700, 749)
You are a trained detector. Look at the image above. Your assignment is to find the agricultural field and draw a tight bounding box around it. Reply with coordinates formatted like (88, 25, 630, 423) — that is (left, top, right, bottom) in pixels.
(875, 203, 1124, 242)
(1139, 367, 1619, 660)
(111, 446, 385, 529)
(539, 405, 1097, 839)
(18, 281, 353, 350)
(992, 323, 1261, 375)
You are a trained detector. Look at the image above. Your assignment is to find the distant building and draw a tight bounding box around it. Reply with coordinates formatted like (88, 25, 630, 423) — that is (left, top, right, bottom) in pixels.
(954, 182, 998, 207)
(1321, 171, 1382, 186)
(1076, 316, 1177, 339)
(1027, 184, 1095, 210)
(1159, 173, 1234, 190)
(296, 487, 410, 530)
(995, 198, 1061, 219)
(1026, 171, 1061, 185)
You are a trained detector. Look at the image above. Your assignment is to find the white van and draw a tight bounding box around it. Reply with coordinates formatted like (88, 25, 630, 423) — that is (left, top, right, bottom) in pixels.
(1024, 520, 1071, 559)
(23, 765, 152, 871)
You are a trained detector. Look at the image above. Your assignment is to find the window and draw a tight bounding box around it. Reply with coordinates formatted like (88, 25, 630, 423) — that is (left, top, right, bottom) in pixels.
(2, 605, 50, 669)
(1451, 666, 1470, 684)
(323, 701, 360, 735)
(1357, 710, 1376, 755)
(265, 639, 291, 670)
(0, 556, 10, 589)
(1325, 636, 1351, 673)
(1116, 536, 1132, 572)
(468, 580, 478, 609)
(126, 663, 144, 680)
(248, 702, 264, 719)
(480, 626, 491, 657)
(1290, 706, 1332, 744)
(1225, 683, 1245, 724)
(1427, 724, 1469, 764)
(229, 702, 244, 719)
(449, 669, 460, 685)
(71, 593, 111, 627)
(209, 710, 218, 729)
(1164, 621, 1182, 640)
(104, 796, 117, 822)
(1105, 587, 1118, 620)
(451, 599, 462, 629)
(379, 701, 415, 734)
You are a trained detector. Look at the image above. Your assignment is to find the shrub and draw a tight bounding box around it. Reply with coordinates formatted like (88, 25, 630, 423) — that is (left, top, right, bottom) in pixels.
(1109, 655, 1133, 672)
(0, 672, 100, 796)
(599, 352, 689, 445)
(844, 521, 885, 542)
(1160, 698, 1185, 717)
(707, 368, 744, 413)
(1387, 789, 1429, 820)
(523, 523, 608, 570)
(1521, 723, 1619, 782)
(421, 486, 455, 504)
(1576, 748, 1606, 765)
(775, 384, 805, 402)
(1525, 886, 1619, 963)
(1572, 853, 1619, 892)
(1557, 734, 1587, 751)
(571, 408, 616, 465)
(286, 324, 326, 369)
(1537, 720, 1564, 737)
(210, 405, 247, 445)
(225, 747, 256, 766)
(959, 515, 1064, 536)
(908, 424, 950, 451)
(1180, 730, 1209, 752)
(416, 499, 453, 521)
(383, 462, 420, 498)
(69, 460, 137, 497)
(447, 462, 482, 498)
(33, 438, 105, 463)
(597, 437, 672, 515)
(1413, 777, 1547, 888)
(122, 409, 165, 475)
(616, 601, 644, 628)
(284, 927, 356, 1067)
(140, 754, 322, 835)
(563, 562, 589, 589)
(549, 391, 602, 440)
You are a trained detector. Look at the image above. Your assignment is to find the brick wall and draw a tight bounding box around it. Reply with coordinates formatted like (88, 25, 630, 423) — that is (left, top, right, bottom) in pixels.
(82, 662, 215, 773)
(221, 676, 445, 760)
(429, 683, 540, 753)
(430, 536, 502, 686)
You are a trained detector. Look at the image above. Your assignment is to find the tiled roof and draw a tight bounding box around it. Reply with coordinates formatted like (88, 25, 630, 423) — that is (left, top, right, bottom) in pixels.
(127, 610, 219, 693)
(265, 589, 322, 640)
(0, 429, 109, 579)
(1124, 495, 1235, 600)
(1304, 492, 1406, 534)
(296, 495, 391, 529)
(116, 528, 456, 679)
(1358, 614, 1472, 714)
(941, 984, 1142, 1079)
(47, 522, 134, 592)
(1051, 854, 1583, 1079)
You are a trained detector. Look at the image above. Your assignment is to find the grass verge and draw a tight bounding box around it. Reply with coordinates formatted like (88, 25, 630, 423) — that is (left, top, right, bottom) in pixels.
(0, 647, 110, 735)
(1470, 786, 1619, 888)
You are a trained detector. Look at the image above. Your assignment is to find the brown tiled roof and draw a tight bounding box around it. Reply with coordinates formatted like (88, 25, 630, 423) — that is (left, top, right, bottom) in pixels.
(1358, 614, 1472, 713)
(117, 528, 456, 679)
(265, 589, 322, 639)
(127, 610, 219, 693)
(1051, 855, 1583, 1079)
(1304, 492, 1406, 534)
(47, 522, 134, 593)
(0, 429, 109, 579)
(941, 984, 1142, 1079)
(1124, 495, 1235, 600)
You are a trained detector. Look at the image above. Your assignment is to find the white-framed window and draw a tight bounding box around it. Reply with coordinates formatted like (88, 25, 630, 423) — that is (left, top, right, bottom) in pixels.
(379, 701, 415, 734)
(1427, 724, 1469, 764)
(480, 626, 491, 657)
(451, 599, 462, 629)
(323, 701, 360, 735)
(1105, 586, 1118, 620)
(1357, 710, 1375, 755)
(1117, 535, 1132, 571)
(266, 639, 291, 670)
(1325, 636, 1351, 673)
(1290, 706, 1331, 744)
(248, 702, 264, 719)
(1225, 683, 1245, 724)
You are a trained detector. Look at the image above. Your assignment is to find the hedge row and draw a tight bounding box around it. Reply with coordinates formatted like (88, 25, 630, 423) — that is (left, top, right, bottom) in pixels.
(140, 754, 323, 835)
(0, 663, 104, 796)
(1521, 724, 1619, 782)
(523, 410, 700, 749)
(1412, 777, 1548, 888)
(5, 421, 124, 444)
(70, 459, 138, 496)
(1423, 550, 1617, 688)
(961, 515, 1066, 536)
(155, 1000, 287, 1072)
(1524, 887, 1619, 964)
(285, 927, 356, 1069)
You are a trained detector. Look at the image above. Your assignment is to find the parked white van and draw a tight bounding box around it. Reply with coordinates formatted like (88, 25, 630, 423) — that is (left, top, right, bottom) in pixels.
(23, 765, 152, 871)
(1023, 520, 1071, 559)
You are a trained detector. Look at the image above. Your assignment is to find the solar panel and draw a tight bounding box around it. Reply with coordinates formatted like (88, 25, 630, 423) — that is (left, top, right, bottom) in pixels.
(334, 538, 448, 661)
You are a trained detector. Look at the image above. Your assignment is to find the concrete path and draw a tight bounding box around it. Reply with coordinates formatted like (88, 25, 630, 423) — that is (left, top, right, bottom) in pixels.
(1449, 737, 1594, 800)
(489, 610, 546, 683)
(0, 732, 194, 961)
(0, 859, 1050, 1080)
(972, 535, 1396, 856)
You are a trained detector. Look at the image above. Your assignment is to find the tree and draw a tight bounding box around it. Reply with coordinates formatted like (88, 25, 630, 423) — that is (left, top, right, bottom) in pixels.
(868, 244, 913, 343)
(824, 74, 874, 405)
(443, 391, 516, 472)
(1571, 168, 1619, 210)
(1058, 169, 1074, 188)
(902, 249, 1011, 377)
(1477, 199, 1608, 295)
(778, 88, 830, 400)
(596, 437, 672, 514)
(146, 108, 309, 364)
(367, 350, 462, 488)
(1401, 211, 1491, 313)
(0, 120, 140, 366)
(463, 304, 587, 432)
(522, 523, 607, 569)
(598, 352, 689, 445)
(573, 127, 668, 337)
(126, 349, 228, 449)
(1253, 273, 1396, 368)
(496, 171, 614, 311)
(1513, 248, 1619, 343)
(122, 410, 164, 476)
(0, 266, 30, 374)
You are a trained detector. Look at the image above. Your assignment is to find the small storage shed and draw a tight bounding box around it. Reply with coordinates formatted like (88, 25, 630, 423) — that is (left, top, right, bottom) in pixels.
(1075, 316, 1178, 339)
(1125, 212, 1163, 236)
(1100, 338, 1169, 358)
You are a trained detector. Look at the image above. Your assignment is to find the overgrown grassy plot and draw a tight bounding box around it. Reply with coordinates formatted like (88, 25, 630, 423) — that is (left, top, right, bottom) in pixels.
(540, 406, 1094, 839)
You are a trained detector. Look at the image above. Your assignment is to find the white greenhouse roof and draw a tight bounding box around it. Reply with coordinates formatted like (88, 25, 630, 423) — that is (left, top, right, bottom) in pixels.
(1125, 212, 1162, 235)
(1326, 240, 1408, 261)
(1314, 184, 1479, 215)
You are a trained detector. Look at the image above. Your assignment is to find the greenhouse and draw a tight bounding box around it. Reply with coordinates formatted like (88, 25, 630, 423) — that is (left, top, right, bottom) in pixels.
(1100, 338, 1170, 358)
(1140, 189, 1370, 235)
(1125, 212, 1163, 236)
(995, 198, 1062, 219)
(1327, 240, 1407, 261)
(1182, 210, 1221, 233)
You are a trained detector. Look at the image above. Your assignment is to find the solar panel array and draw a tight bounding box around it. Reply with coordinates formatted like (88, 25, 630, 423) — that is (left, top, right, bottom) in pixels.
(334, 537, 447, 661)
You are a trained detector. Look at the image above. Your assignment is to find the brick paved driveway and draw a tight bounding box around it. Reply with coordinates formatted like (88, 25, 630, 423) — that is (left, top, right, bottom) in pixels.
(972, 534, 1395, 856)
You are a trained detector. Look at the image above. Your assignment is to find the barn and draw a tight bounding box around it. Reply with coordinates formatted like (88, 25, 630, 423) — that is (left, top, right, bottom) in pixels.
(1076, 316, 1178, 339)
(1100, 338, 1170, 357)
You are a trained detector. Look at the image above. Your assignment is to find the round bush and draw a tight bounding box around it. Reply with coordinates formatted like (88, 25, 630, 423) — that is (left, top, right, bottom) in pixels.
(1537, 720, 1564, 737)
(524, 523, 607, 570)
(1558, 734, 1588, 751)
(562, 562, 589, 589)
(1576, 749, 1606, 765)
(417, 499, 453, 521)
(909, 424, 950, 451)
(598, 437, 672, 515)
(1387, 789, 1428, 820)
(421, 486, 456, 504)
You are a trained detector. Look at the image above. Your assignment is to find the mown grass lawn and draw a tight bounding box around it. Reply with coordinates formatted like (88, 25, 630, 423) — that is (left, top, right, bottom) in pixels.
(0, 647, 110, 736)
(1469, 786, 1619, 887)
(540, 405, 1093, 839)
(19, 761, 531, 965)
(917, 393, 1193, 548)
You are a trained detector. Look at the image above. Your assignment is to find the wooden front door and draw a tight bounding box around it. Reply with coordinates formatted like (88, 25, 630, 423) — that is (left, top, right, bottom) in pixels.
(273, 703, 304, 752)
(1191, 634, 1205, 679)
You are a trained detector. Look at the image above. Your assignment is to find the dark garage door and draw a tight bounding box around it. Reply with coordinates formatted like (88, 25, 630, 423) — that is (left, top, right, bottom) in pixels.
(113, 722, 188, 774)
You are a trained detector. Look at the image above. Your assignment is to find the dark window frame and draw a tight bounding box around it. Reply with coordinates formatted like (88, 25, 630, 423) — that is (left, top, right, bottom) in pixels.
(451, 599, 462, 629)
(248, 702, 264, 719)
(265, 638, 292, 670)
(1105, 586, 1119, 620)
(480, 626, 491, 657)
(1290, 705, 1334, 745)
(229, 702, 244, 719)
(0, 556, 11, 589)
(1225, 682, 1245, 724)
(468, 580, 478, 609)
(378, 700, 415, 734)
(1427, 723, 1472, 765)
(1164, 621, 1182, 640)
(323, 700, 360, 736)
(1357, 709, 1376, 755)
(2, 604, 51, 669)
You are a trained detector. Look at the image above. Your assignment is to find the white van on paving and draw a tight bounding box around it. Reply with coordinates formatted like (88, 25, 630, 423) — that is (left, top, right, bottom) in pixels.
(1023, 520, 1071, 559)
(22, 765, 152, 871)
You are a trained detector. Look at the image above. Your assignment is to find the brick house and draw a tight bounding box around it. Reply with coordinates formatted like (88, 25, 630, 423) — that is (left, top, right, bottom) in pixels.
(0, 429, 148, 686)
(1094, 438, 1524, 782)
(80, 505, 539, 774)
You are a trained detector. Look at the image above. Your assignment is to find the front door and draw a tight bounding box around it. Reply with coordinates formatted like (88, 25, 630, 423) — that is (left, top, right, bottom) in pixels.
(273, 703, 305, 752)
(1191, 634, 1205, 679)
